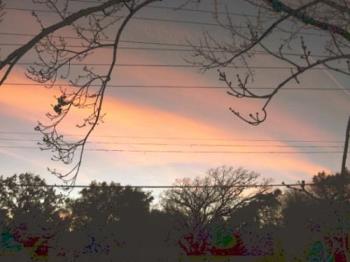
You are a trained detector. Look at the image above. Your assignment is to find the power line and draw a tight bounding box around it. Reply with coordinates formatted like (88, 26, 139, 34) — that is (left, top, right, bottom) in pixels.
(0, 42, 331, 59)
(0, 131, 344, 143)
(0, 32, 196, 47)
(3, 82, 349, 91)
(0, 32, 331, 59)
(146, 5, 262, 18)
(0, 43, 190, 50)
(68, 0, 265, 17)
(3, 7, 260, 28)
(0, 138, 343, 148)
(15, 62, 346, 71)
(0, 43, 202, 53)
(3, 7, 224, 27)
(0, 32, 324, 51)
(2, 7, 325, 37)
(0, 145, 343, 154)
(7, 182, 314, 189)
(3, 5, 260, 18)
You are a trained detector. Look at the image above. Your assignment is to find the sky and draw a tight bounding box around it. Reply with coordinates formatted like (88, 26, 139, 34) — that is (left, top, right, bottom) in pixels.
(0, 0, 350, 190)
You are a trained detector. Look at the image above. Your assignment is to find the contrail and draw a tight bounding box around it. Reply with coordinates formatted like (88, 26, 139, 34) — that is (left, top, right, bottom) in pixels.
(310, 56, 350, 97)
(322, 68, 350, 97)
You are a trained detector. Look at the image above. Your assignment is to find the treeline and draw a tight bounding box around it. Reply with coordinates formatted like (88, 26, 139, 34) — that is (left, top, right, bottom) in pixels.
(0, 167, 349, 261)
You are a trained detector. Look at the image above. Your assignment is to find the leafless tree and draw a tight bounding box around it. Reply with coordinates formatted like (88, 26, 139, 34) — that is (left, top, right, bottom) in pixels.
(0, 0, 161, 184)
(2, 0, 349, 184)
(190, 0, 350, 125)
(160, 166, 271, 249)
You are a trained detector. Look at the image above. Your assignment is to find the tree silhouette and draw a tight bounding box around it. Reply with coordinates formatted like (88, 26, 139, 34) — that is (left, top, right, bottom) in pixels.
(2, 0, 347, 182)
(161, 166, 273, 256)
(1, 170, 350, 260)
(66, 181, 180, 261)
(279, 171, 350, 261)
(0, 173, 66, 261)
(191, 0, 350, 125)
(0, 0, 160, 184)
(225, 189, 281, 256)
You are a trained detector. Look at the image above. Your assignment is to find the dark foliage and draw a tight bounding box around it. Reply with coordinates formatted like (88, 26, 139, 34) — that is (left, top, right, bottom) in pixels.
(0, 169, 349, 261)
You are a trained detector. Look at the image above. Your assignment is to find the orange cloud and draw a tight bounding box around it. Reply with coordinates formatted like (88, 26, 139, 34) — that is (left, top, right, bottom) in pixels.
(0, 71, 330, 184)
(0, 5, 341, 186)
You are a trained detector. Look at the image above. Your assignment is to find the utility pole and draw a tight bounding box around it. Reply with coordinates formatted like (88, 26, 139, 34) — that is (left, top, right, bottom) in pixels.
(341, 116, 350, 175)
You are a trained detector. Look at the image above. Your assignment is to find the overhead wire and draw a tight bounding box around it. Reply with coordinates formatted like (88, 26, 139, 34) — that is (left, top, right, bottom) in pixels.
(0, 31, 334, 69)
(2, 82, 349, 91)
(13, 62, 348, 71)
(0, 42, 331, 59)
(0, 2, 345, 190)
(0, 137, 343, 148)
(0, 32, 330, 59)
(0, 3, 337, 77)
(2, 7, 258, 28)
(5, 182, 314, 189)
(2, 6, 327, 37)
(0, 32, 198, 47)
(68, 0, 265, 17)
(0, 145, 343, 154)
(0, 131, 344, 143)
(0, 32, 339, 70)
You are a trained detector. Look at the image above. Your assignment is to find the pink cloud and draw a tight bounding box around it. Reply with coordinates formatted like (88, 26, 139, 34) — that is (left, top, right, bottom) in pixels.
(0, 61, 332, 184)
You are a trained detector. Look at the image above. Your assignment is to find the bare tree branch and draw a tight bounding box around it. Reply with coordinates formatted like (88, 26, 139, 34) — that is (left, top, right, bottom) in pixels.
(0, 0, 163, 185)
(190, 0, 350, 125)
(0, 0, 138, 85)
(161, 166, 272, 242)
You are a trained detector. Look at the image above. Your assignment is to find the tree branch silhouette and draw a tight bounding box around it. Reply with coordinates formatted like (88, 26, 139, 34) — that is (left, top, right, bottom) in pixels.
(161, 166, 272, 250)
(0, 0, 160, 185)
(2, 0, 349, 184)
(190, 0, 350, 125)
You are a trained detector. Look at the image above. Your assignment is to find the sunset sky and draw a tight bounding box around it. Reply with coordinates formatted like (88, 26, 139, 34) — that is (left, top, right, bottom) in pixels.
(1, 0, 350, 188)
